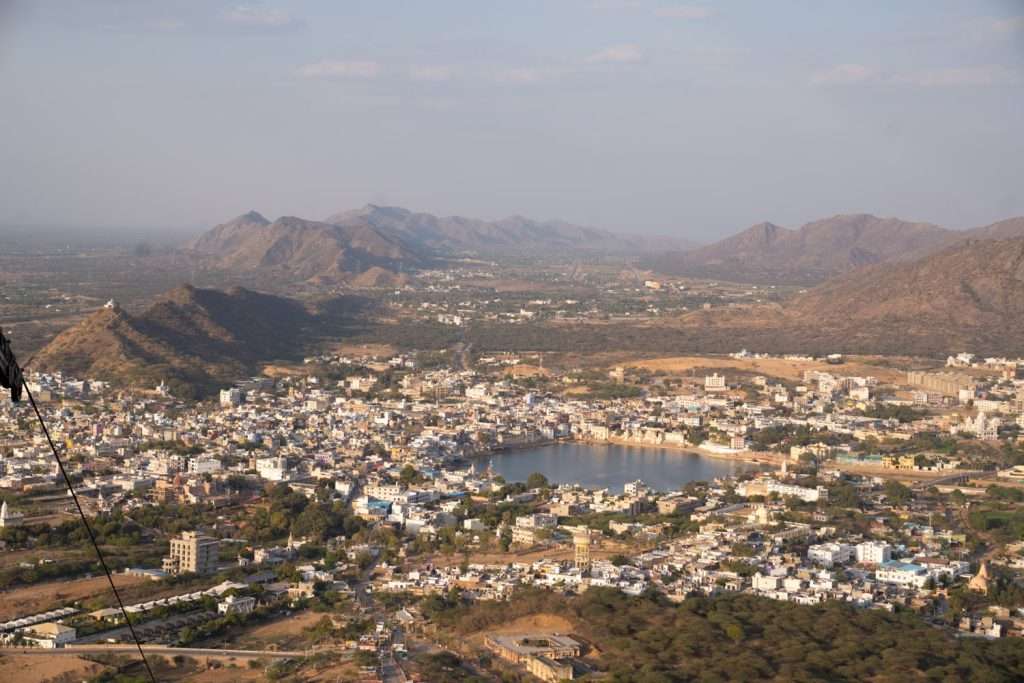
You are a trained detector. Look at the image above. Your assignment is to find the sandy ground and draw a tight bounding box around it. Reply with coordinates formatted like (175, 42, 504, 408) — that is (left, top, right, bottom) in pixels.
(467, 613, 579, 650)
(0, 653, 108, 682)
(234, 610, 325, 650)
(0, 573, 149, 621)
(181, 667, 267, 682)
(0, 548, 86, 571)
(481, 613, 576, 635)
(503, 364, 551, 378)
(326, 342, 397, 358)
(626, 354, 909, 384)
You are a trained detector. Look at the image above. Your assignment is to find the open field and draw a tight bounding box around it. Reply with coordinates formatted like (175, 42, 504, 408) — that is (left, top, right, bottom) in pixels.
(0, 652, 108, 682)
(502, 363, 551, 378)
(0, 573, 149, 621)
(181, 668, 266, 682)
(0, 547, 86, 571)
(326, 342, 397, 358)
(479, 612, 575, 636)
(0, 571, 219, 621)
(234, 610, 325, 650)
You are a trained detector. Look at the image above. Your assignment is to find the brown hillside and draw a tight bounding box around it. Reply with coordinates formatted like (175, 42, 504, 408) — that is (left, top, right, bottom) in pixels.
(189, 213, 422, 282)
(646, 214, 952, 284)
(33, 286, 327, 396)
(780, 237, 1024, 355)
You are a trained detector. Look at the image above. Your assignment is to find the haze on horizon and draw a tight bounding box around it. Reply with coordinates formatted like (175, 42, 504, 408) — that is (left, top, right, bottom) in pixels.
(0, 0, 1022, 242)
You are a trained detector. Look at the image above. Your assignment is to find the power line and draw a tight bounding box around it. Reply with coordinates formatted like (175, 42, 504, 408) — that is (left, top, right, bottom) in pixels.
(22, 383, 157, 682)
(1, 332, 156, 681)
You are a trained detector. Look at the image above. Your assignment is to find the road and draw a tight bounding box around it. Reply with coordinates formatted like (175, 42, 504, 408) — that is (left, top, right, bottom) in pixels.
(381, 652, 408, 683)
(2, 644, 312, 659)
(452, 341, 473, 372)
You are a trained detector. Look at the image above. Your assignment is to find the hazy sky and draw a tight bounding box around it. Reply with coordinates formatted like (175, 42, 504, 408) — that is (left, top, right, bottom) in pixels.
(1, 1, 1022, 240)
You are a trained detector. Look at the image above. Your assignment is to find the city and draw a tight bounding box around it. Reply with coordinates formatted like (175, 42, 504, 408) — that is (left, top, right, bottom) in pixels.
(2, 1, 1023, 681)
(3, 341, 1024, 680)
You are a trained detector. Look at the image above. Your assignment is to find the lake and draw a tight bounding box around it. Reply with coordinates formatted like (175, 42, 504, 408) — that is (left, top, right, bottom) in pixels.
(484, 442, 759, 493)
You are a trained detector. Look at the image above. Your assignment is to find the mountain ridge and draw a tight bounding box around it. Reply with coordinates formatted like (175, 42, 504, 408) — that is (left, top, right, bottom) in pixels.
(324, 204, 693, 256)
(188, 213, 422, 283)
(645, 213, 957, 284)
(33, 285, 341, 396)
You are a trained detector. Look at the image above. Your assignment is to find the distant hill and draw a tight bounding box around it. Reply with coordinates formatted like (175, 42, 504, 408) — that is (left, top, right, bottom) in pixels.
(441, 236, 1024, 358)
(961, 216, 1024, 242)
(33, 285, 343, 396)
(347, 265, 414, 289)
(188, 212, 422, 283)
(645, 214, 954, 284)
(325, 204, 692, 256)
(779, 236, 1024, 356)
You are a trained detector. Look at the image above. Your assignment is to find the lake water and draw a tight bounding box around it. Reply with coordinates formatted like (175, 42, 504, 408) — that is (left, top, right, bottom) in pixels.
(485, 442, 759, 493)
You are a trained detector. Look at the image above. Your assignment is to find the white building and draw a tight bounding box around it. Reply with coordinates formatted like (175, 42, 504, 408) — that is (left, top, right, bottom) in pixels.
(855, 541, 892, 565)
(807, 542, 853, 568)
(704, 374, 727, 392)
(21, 622, 76, 648)
(256, 456, 290, 482)
(217, 594, 257, 615)
(752, 573, 781, 591)
(220, 388, 244, 407)
(875, 561, 929, 588)
(188, 456, 222, 475)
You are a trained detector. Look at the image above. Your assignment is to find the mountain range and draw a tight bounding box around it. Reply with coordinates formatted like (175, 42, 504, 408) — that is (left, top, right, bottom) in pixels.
(325, 204, 689, 256)
(192, 208, 1024, 287)
(189, 205, 694, 284)
(34, 234, 1024, 396)
(645, 214, 1024, 284)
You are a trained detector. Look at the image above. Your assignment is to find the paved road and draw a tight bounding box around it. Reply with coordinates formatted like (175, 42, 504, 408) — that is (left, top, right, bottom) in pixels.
(381, 653, 408, 683)
(3, 644, 311, 659)
(452, 341, 473, 372)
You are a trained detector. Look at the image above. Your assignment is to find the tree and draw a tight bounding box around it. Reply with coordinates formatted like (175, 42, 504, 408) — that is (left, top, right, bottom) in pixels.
(291, 503, 331, 540)
(883, 480, 913, 505)
(399, 464, 420, 485)
(526, 472, 549, 490)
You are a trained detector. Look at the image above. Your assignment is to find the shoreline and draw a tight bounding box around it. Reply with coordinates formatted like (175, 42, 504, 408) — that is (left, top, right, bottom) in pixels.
(474, 438, 978, 483)
(474, 437, 776, 467)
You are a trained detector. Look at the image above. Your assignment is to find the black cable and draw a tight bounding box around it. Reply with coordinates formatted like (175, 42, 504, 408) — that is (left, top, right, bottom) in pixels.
(21, 380, 157, 683)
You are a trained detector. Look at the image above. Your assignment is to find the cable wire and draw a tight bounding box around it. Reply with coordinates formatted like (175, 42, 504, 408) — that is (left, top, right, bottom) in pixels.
(21, 380, 157, 682)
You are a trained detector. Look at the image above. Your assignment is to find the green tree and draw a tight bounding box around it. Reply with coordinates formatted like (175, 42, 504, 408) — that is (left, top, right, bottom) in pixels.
(526, 472, 549, 489)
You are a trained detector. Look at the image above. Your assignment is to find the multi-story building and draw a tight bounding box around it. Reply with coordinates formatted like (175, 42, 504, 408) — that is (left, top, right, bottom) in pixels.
(875, 561, 929, 588)
(188, 455, 222, 475)
(704, 374, 727, 392)
(855, 541, 892, 566)
(219, 388, 244, 407)
(163, 531, 219, 575)
(906, 371, 974, 397)
(217, 594, 257, 615)
(808, 542, 853, 567)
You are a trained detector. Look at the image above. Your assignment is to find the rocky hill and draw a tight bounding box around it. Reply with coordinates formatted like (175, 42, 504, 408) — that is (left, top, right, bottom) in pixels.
(779, 236, 1024, 355)
(645, 214, 953, 284)
(189, 212, 422, 283)
(33, 285, 332, 395)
